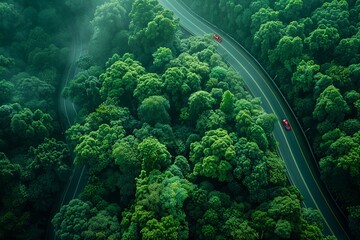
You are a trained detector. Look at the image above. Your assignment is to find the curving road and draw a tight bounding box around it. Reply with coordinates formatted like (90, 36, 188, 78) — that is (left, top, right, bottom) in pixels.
(47, 26, 88, 240)
(158, 0, 351, 239)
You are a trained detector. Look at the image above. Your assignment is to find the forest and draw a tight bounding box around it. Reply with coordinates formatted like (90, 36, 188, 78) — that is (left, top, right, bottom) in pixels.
(0, 0, 358, 239)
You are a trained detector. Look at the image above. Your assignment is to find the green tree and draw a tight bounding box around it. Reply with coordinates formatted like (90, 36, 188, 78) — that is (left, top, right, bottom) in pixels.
(269, 36, 303, 72)
(89, 0, 130, 63)
(274, 0, 303, 22)
(134, 73, 163, 102)
(220, 90, 235, 116)
(311, 0, 350, 36)
(138, 96, 170, 126)
(74, 124, 125, 174)
(305, 25, 340, 61)
(129, 0, 179, 64)
(152, 47, 174, 73)
(291, 60, 320, 97)
(138, 137, 171, 172)
(82, 210, 121, 240)
(63, 70, 101, 112)
(335, 31, 360, 65)
(26, 138, 70, 210)
(253, 21, 284, 61)
(99, 54, 145, 106)
(0, 79, 13, 104)
(251, 8, 279, 34)
(0, 3, 21, 43)
(313, 85, 349, 124)
(191, 128, 235, 182)
(10, 108, 53, 146)
(188, 91, 215, 121)
(14, 76, 55, 112)
(52, 199, 92, 240)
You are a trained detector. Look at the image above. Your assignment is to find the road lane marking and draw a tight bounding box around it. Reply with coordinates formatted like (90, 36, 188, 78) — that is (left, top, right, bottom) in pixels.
(162, 0, 340, 235)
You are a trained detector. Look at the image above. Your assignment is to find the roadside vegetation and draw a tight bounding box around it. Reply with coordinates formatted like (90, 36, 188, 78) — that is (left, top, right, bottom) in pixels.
(0, 0, 357, 239)
(181, 0, 360, 238)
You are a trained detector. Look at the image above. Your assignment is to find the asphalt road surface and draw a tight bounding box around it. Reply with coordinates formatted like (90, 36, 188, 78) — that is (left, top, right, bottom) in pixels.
(158, 0, 351, 239)
(47, 29, 88, 240)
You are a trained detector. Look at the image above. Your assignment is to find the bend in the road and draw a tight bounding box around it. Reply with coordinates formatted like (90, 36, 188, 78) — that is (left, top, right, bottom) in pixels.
(158, 0, 351, 239)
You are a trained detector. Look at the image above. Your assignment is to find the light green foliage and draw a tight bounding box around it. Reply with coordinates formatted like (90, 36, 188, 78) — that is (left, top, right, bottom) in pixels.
(138, 96, 170, 126)
(320, 132, 360, 178)
(53, 199, 121, 240)
(74, 124, 125, 174)
(269, 194, 301, 223)
(255, 113, 277, 135)
(190, 128, 235, 182)
(313, 85, 349, 123)
(234, 138, 269, 201)
(152, 47, 174, 72)
(265, 152, 287, 186)
(113, 135, 141, 171)
(133, 123, 175, 151)
(285, 20, 305, 38)
(141, 215, 181, 240)
(249, 124, 269, 150)
(335, 31, 360, 65)
(171, 52, 210, 81)
(99, 54, 145, 105)
(85, 103, 134, 131)
(91, 0, 127, 30)
(235, 110, 253, 136)
(274, 219, 292, 238)
(121, 171, 193, 240)
(138, 137, 171, 172)
(134, 73, 163, 102)
(162, 66, 201, 113)
(224, 218, 259, 240)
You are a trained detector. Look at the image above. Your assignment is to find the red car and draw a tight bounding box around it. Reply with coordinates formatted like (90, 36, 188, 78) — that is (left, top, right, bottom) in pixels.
(213, 34, 222, 42)
(282, 119, 291, 131)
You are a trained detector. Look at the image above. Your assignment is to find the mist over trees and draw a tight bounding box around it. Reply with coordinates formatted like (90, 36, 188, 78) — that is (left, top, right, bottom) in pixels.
(1, 0, 358, 239)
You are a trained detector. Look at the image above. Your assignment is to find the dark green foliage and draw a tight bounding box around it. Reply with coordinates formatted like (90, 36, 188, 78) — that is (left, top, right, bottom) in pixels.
(26, 138, 71, 210)
(63, 67, 102, 112)
(128, 0, 180, 65)
(10, 108, 54, 146)
(2, 0, 349, 238)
